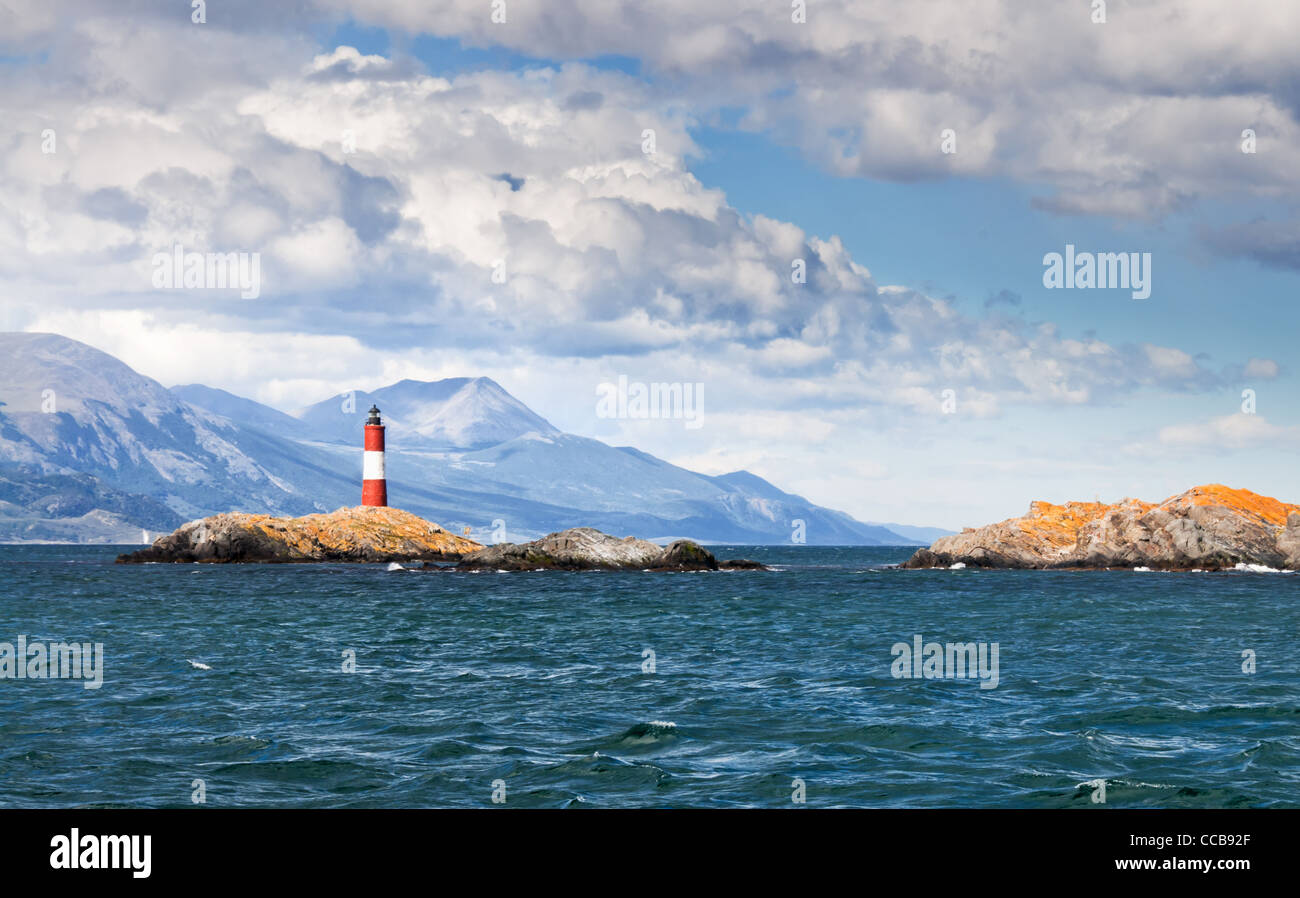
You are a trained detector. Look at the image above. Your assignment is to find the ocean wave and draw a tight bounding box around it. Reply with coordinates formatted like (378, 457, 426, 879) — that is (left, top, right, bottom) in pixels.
(211, 734, 272, 749)
(1076, 777, 1176, 791)
(1232, 562, 1292, 574)
(9, 542, 1298, 809)
(612, 721, 679, 746)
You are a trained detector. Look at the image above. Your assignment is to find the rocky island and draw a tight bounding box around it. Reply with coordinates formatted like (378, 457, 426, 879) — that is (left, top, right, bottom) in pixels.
(116, 508, 766, 571)
(903, 484, 1300, 571)
(117, 506, 481, 564)
(454, 527, 765, 571)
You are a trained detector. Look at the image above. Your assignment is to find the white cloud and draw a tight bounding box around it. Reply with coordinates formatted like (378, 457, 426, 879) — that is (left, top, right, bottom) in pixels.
(1142, 344, 1198, 380)
(0, 21, 1234, 417)
(1, 4, 1293, 528)
(292, 0, 1300, 219)
(268, 217, 364, 286)
(1244, 357, 1281, 380)
(1158, 413, 1298, 449)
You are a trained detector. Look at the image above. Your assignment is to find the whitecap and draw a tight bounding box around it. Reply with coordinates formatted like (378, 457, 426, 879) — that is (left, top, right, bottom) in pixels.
(1232, 562, 1290, 573)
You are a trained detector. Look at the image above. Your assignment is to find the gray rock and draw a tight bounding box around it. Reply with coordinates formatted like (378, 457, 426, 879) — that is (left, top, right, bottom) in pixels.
(457, 527, 766, 571)
(1278, 513, 1300, 570)
(903, 485, 1299, 571)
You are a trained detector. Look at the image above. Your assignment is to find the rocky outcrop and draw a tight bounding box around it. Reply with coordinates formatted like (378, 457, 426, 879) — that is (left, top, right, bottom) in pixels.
(455, 527, 767, 571)
(117, 514, 768, 571)
(1278, 513, 1300, 570)
(652, 539, 719, 570)
(116, 506, 481, 563)
(903, 485, 1300, 571)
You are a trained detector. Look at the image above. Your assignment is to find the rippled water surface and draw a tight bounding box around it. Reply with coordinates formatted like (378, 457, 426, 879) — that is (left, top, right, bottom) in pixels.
(1, 545, 1297, 807)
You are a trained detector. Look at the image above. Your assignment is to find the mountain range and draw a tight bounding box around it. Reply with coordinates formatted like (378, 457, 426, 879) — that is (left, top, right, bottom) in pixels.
(0, 332, 950, 545)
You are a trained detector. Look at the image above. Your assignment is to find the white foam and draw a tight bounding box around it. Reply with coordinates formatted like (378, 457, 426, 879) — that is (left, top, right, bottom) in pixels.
(949, 562, 966, 570)
(1233, 562, 1290, 573)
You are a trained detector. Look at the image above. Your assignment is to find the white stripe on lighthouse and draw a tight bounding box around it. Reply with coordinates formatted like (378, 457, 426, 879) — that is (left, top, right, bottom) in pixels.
(363, 450, 386, 481)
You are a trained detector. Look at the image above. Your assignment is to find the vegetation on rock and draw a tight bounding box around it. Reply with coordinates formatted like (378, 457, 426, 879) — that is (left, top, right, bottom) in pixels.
(117, 506, 481, 563)
(903, 485, 1300, 571)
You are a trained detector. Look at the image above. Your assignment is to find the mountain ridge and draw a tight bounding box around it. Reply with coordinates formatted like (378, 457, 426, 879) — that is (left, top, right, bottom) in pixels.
(0, 332, 948, 545)
(293, 376, 559, 450)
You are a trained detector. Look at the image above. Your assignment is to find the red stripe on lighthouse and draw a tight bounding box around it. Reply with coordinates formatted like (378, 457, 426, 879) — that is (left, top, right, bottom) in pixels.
(362, 478, 387, 507)
(362, 406, 388, 507)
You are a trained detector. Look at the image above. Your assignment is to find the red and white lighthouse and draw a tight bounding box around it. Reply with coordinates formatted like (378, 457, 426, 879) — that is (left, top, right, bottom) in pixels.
(362, 405, 388, 507)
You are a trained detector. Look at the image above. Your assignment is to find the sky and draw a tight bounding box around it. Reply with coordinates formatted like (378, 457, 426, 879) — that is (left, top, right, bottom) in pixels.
(0, 0, 1297, 530)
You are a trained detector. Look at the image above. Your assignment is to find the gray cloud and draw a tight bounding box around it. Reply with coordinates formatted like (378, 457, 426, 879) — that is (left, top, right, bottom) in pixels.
(81, 187, 149, 226)
(12, 1, 1300, 220)
(0, 3, 1264, 424)
(562, 90, 603, 111)
(1202, 219, 1300, 272)
(984, 289, 1021, 309)
(340, 165, 403, 244)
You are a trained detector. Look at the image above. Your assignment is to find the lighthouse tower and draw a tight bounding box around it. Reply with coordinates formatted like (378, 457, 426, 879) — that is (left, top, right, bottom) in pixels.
(361, 405, 388, 507)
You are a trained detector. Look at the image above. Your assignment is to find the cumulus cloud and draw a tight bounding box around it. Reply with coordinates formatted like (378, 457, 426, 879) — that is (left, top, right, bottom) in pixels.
(294, 0, 1300, 223)
(0, 3, 1292, 527)
(12, 1, 1300, 221)
(0, 14, 1244, 420)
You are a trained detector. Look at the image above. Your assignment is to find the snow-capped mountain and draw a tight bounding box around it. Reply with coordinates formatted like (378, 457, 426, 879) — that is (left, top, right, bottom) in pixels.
(294, 377, 559, 449)
(0, 333, 353, 526)
(170, 383, 317, 441)
(0, 333, 947, 544)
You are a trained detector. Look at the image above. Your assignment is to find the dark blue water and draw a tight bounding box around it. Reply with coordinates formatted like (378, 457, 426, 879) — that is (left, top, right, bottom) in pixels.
(1, 545, 1296, 808)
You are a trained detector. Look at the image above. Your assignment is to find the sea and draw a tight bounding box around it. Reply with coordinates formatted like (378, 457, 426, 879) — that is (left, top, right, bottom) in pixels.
(1, 544, 1296, 808)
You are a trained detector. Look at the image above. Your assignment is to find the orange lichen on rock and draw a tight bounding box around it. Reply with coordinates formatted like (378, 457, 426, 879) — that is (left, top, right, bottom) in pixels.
(1157, 484, 1300, 528)
(117, 506, 482, 563)
(1018, 500, 1120, 547)
(238, 506, 481, 559)
(904, 484, 1300, 571)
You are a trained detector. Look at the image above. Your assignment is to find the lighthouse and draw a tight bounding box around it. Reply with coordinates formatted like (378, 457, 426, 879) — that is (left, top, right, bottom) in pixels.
(362, 405, 388, 507)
